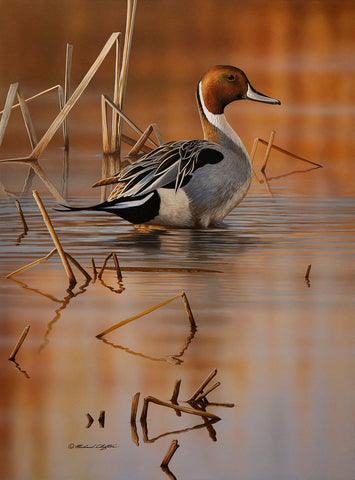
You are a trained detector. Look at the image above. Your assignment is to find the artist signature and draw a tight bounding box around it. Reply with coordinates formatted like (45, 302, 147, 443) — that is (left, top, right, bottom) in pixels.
(68, 443, 119, 451)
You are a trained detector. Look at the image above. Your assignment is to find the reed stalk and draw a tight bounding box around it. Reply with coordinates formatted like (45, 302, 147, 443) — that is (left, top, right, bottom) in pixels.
(171, 380, 182, 417)
(15, 200, 29, 233)
(96, 292, 183, 338)
(188, 369, 218, 402)
(16, 87, 38, 149)
(112, 0, 137, 153)
(29, 33, 120, 160)
(6, 248, 57, 278)
(8, 325, 30, 361)
(33, 190, 76, 288)
(0, 83, 19, 147)
(260, 130, 275, 172)
(63, 44, 73, 150)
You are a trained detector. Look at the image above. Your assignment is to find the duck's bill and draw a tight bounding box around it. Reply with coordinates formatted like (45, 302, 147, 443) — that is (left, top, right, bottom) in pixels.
(246, 84, 281, 105)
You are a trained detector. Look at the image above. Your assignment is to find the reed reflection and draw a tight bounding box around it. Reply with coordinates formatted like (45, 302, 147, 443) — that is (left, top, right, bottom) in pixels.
(96, 292, 197, 364)
(130, 370, 234, 479)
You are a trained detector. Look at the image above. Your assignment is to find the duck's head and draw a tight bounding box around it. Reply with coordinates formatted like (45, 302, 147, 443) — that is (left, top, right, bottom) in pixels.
(199, 65, 281, 115)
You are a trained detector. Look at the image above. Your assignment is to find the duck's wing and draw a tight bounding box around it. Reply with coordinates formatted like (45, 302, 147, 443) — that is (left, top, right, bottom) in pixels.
(108, 139, 224, 201)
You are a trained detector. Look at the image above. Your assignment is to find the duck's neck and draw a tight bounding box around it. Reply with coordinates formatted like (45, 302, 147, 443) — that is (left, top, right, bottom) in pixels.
(197, 82, 248, 156)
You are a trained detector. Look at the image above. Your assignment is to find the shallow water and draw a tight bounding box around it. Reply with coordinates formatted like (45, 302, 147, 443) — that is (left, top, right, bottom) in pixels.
(1, 177, 355, 480)
(1, 1, 355, 479)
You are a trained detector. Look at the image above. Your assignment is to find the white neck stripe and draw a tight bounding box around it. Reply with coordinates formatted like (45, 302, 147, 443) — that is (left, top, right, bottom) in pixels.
(198, 82, 247, 154)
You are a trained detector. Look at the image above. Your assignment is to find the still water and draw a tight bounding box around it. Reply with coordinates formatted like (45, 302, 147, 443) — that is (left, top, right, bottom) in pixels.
(1, 177, 354, 480)
(1, 0, 355, 479)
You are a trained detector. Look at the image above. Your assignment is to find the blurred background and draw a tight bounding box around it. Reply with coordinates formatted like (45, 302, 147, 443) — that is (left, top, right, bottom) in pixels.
(0, 0, 354, 194)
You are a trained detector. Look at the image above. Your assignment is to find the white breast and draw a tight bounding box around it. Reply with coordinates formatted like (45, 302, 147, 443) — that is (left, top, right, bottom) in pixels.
(149, 188, 193, 227)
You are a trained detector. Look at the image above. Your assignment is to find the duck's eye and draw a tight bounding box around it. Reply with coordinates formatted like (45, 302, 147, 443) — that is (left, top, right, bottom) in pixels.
(227, 74, 235, 81)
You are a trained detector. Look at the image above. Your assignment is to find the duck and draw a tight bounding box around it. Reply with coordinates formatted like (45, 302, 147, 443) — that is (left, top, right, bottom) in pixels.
(60, 65, 280, 228)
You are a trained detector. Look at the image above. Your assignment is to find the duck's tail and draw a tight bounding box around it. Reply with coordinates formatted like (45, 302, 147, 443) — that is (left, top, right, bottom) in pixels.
(56, 191, 160, 225)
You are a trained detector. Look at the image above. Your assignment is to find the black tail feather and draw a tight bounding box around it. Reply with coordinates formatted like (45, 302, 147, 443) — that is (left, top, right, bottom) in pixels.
(55, 191, 161, 224)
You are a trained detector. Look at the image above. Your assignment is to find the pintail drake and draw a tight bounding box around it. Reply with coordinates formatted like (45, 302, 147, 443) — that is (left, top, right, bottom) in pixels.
(61, 65, 280, 228)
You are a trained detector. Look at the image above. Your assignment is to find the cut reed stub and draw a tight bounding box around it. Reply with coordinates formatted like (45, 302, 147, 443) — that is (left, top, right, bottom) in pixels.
(15, 199, 29, 233)
(170, 379, 182, 417)
(8, 325, 30, 361)
(305, 264, 312, 280)
(98, 410, 105, 428)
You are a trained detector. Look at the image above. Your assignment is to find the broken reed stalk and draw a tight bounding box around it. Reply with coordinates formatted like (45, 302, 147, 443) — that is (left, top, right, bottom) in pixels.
(127, 124, 154, 159)
(17, 86, 38, 149)
(195, 382, 221, 403)
(113, 0, 137, 153)
(122, 133, 153, 153)
(171, 380, 182, 417)
(160, 440, 179, 468)
(30, 161, 66, 203)
(110, 36, 122, 153)
(103, 95, 158, 148)
(250, 137, 259, 164)
(8, 325, 30, 361)
(98, 252, 113, 279)
(101, 95, 111, 154)
(140, 396, 220, 422)
(127, 123, 165, 162)
(96, 292, 184, 338)
(254, 137, 323, 169)
(181, 293, 197, 331)
(261, 130, 275, 172)
(305, 264, 312, 280)
(188, 369, 218, 402)
(0, 83, 19, 147)
(0, 85, 63, 114)
(63, 251, 91, 281)
(32, 190, 76, 288)
(29, 32, 120, 160)
(63, 43, 73, 151)
(208, 402, 235, 408)
(15, 200, 28, 233)
(6, 248, 57, 278)
(112, 252, 123, 281)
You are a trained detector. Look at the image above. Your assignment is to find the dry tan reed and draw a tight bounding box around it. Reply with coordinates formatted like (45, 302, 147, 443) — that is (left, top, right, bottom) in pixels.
(96, 292, 187, 338)
(251, 132, 323, 169)
(15, 200, 29, 233)
(33, 190, 77, 288)
(140, 396, 221, 422)
(170, 379, 182, 417)
(305, 264, 312, 280)
(8, 325, 30, 361)
(188, 369, 218, 402)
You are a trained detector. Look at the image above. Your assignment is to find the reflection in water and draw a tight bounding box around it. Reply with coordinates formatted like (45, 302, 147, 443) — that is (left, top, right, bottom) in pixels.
(97, 292, 197, 364)
(40, 280, 90, 351)
(9, 359, 30, 379)
(133, 370, 233, 445)
(7, 277, 90, 350)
